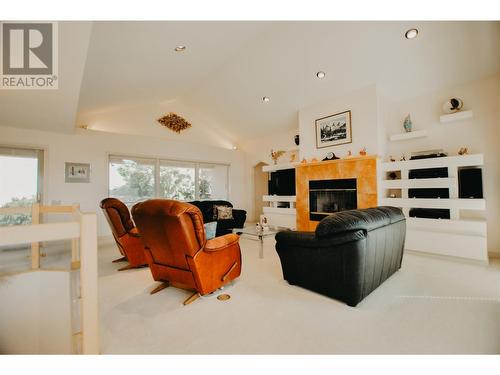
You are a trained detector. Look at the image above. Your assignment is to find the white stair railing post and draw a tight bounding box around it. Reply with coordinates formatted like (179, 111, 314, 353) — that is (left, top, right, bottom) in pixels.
(79, 212, 99, 354)
(31, 203, 40, 269)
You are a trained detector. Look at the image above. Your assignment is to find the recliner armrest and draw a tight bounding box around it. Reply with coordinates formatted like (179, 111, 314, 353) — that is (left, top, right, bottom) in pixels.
(128, 227, 141, 238)
(275, 229, 365, 249)
(204, 233, 240, 252)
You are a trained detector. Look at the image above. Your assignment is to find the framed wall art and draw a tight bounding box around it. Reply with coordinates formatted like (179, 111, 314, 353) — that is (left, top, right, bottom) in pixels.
(315, 110, 352, 149)
(65, 162, 91, 183)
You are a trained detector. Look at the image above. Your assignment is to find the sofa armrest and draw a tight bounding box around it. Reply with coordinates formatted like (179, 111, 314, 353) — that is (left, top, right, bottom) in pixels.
(275, 229, 365, 249)
(204, 233, 240, 252)
(232, 209, 247, 228)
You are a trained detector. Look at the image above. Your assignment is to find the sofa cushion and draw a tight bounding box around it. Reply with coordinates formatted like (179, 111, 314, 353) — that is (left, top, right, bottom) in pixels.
(215, 205, 233, 220)
(204, 221, 218, 240)
(315, 206, 405, 238)
(189, 200, 233, 222)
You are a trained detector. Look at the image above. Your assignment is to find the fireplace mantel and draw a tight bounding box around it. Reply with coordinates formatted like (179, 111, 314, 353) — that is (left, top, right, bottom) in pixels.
(295, 155, 377, 169)
(296, 155, 378, 231)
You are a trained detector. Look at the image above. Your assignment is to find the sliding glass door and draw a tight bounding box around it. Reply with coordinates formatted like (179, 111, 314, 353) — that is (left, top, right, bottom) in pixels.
(159, 161, 196, 201)
(0, 146, 44, 226)
(108, 155, 229, 205)
(108, 156, 156, 205)
(198, 163, 229, 200)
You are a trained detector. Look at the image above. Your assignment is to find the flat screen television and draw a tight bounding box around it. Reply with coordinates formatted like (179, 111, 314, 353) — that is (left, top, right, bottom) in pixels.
(268, 168, 296, 196)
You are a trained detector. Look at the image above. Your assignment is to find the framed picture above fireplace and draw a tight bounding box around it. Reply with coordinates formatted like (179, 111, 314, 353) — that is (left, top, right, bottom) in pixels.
(315, 110, 352, 149)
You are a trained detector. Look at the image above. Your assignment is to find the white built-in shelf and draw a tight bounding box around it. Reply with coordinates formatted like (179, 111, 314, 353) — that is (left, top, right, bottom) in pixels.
(263, 195, 296, 202)
(405, 229, 487, 262)
(389, 129, 428, 142)
(263, 207, 296, 215)
(379, 152, 487, 261)
(262, 162, 300, 172)
(440, 110, 473, 124)
(381, 177, 456, 189)
(380, 197, 485, 210)
(406, 217, 486, 237)
(381, 153, 483, 172)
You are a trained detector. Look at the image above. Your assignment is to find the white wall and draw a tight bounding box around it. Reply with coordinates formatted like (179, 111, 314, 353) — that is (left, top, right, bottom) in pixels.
(298, 84, 381, 161)
(0, 126, 247, 238)
(384, 74, 500, 256)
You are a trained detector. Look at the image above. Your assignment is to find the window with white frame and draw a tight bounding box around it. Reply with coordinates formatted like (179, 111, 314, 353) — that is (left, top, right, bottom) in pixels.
(108, 155, 229, 205)
(0, 146, 44, 227)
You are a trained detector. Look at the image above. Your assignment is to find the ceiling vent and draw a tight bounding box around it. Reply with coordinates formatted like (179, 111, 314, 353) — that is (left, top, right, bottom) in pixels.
(157, 113, 192, 133)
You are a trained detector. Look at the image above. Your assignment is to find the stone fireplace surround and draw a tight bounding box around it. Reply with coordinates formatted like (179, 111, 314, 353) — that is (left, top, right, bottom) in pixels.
(296, 156, 378, 231)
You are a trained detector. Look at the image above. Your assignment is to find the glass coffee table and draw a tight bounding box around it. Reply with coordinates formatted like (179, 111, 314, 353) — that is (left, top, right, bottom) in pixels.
(232, 226, 278, 259)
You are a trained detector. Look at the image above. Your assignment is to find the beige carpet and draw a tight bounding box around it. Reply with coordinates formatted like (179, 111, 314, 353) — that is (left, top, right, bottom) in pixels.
(98, 237, 500, 354)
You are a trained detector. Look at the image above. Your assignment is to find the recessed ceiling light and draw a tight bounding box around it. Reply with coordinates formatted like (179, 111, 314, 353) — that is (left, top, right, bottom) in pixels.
(316, 71, 326, 79)
(262, 96, 270, 103)
(232, 146, 238, 150)
(405, 28, 419, 39)
(174, 45, 186, 52)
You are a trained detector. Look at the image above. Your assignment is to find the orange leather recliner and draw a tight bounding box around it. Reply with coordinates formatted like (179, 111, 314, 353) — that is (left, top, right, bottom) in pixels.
(131, 199, 242, 305)
(100, 197, 148, 271)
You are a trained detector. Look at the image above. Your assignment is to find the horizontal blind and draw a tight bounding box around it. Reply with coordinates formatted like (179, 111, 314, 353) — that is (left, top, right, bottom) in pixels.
(109, 155, 156, 165)
(0, 146, 42, 158)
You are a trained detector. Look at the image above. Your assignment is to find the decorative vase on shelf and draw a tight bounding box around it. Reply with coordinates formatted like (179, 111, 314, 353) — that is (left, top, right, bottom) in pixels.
(294, 134, 300, 146)
(403, 114, 412, 133)
(442, 98, 463, 114)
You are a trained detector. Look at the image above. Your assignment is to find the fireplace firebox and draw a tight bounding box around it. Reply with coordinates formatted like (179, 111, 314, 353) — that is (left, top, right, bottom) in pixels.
(309, 178, 357, 221)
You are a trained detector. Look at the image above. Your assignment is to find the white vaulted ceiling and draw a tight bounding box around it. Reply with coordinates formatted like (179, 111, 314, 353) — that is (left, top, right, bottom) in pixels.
(0, 22, 93, 133)
(1, 21, 499, 148)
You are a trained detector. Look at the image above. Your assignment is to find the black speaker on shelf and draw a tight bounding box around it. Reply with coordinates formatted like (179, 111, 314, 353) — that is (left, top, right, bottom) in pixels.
(409, 208, 450, 219)
(458, 168, 483, 199)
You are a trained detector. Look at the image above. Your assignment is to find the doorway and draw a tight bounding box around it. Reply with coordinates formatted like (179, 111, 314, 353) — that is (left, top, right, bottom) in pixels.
(253, 161, 269, 222)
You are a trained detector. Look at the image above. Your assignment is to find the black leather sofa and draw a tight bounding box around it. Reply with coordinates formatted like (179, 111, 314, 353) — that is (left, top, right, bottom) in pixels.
(275, 206, 406, 306)
(188, 200, 246, 236)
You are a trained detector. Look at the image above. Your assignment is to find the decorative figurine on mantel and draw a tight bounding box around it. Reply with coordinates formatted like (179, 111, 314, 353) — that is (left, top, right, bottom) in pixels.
(270, 149, 285, 165)
(403, 114, 412, 133)
(400, 154, 406, 161)
(458, 147, 469, 155)
(322, 152, 339, 161)
(389, 155, 396, 162)
(359, 147, 367, 156)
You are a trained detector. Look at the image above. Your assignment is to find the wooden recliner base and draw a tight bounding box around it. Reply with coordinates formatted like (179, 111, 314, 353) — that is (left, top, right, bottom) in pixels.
(149, 281, 201, 305)
(117, 264, 148, 272)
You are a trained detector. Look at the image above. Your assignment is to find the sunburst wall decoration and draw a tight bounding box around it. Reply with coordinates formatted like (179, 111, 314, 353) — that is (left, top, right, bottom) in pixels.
(157, 112, 192, 133)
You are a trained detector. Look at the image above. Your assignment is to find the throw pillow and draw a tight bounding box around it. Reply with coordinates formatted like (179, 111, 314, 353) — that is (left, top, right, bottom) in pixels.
(204, 221, 217, 240)
(215, 205, 233, 220)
